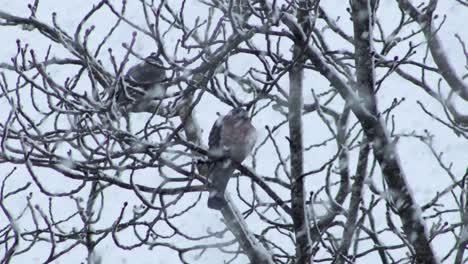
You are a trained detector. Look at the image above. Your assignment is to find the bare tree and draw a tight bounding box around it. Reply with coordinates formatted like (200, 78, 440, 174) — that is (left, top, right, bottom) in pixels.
(0, 0, 467, 263)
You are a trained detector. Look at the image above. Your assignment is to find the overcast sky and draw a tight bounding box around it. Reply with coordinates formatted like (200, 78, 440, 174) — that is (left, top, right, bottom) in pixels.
(0, 0, 467, 263)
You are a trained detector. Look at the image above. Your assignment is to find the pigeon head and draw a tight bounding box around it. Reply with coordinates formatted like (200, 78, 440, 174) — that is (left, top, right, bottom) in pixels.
(145, 53, 164, 67)
(230, 107, 249, 119)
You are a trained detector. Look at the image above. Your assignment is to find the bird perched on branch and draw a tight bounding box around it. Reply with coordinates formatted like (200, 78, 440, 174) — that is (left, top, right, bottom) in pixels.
(116, 52, 167, 113)
(207, 108, 257, 210)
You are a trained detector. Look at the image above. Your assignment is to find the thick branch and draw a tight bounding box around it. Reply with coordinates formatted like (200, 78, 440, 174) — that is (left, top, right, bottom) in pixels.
(220, 195, 275, 264)
(289, 46, 312, 263)
(336, 140, 370, 264)
(396, 0, 468, 101)
(351, 1, 438, 262)
(351, 0, 377, 114)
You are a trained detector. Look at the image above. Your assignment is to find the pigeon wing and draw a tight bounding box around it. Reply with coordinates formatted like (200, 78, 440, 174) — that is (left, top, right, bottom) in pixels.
(125, 61, 166, 87)
(208, 115, 224, 151)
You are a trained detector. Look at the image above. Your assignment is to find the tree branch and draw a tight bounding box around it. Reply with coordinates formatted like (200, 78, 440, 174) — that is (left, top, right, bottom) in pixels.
(396, 0, 468, 101)
(289, 45, 312, 263)
(276, 2, 439, 263)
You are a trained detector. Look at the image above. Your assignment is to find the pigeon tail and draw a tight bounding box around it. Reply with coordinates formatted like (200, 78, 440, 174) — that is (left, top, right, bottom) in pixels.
(207, 191, 226, 210)
(207, 160, 235, 210)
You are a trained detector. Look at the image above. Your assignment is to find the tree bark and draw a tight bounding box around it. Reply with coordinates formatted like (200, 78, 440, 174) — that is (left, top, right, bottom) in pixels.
(349, 1, 439, 263)
(335, 140, 370, 264)
(289, 45, 312, 264)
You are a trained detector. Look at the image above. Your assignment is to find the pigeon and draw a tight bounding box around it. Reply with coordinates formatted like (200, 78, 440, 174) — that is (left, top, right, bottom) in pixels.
(118, 52, 167, 112)
(207, 108, 257, 210)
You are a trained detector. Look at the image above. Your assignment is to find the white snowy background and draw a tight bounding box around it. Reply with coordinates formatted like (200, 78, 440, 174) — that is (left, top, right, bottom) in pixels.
(0, 0, 466, 263)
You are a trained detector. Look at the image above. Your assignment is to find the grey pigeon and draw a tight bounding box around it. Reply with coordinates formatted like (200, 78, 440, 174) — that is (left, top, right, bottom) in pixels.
(118, 52, 167, 112)
(207, 108, 257, 210)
